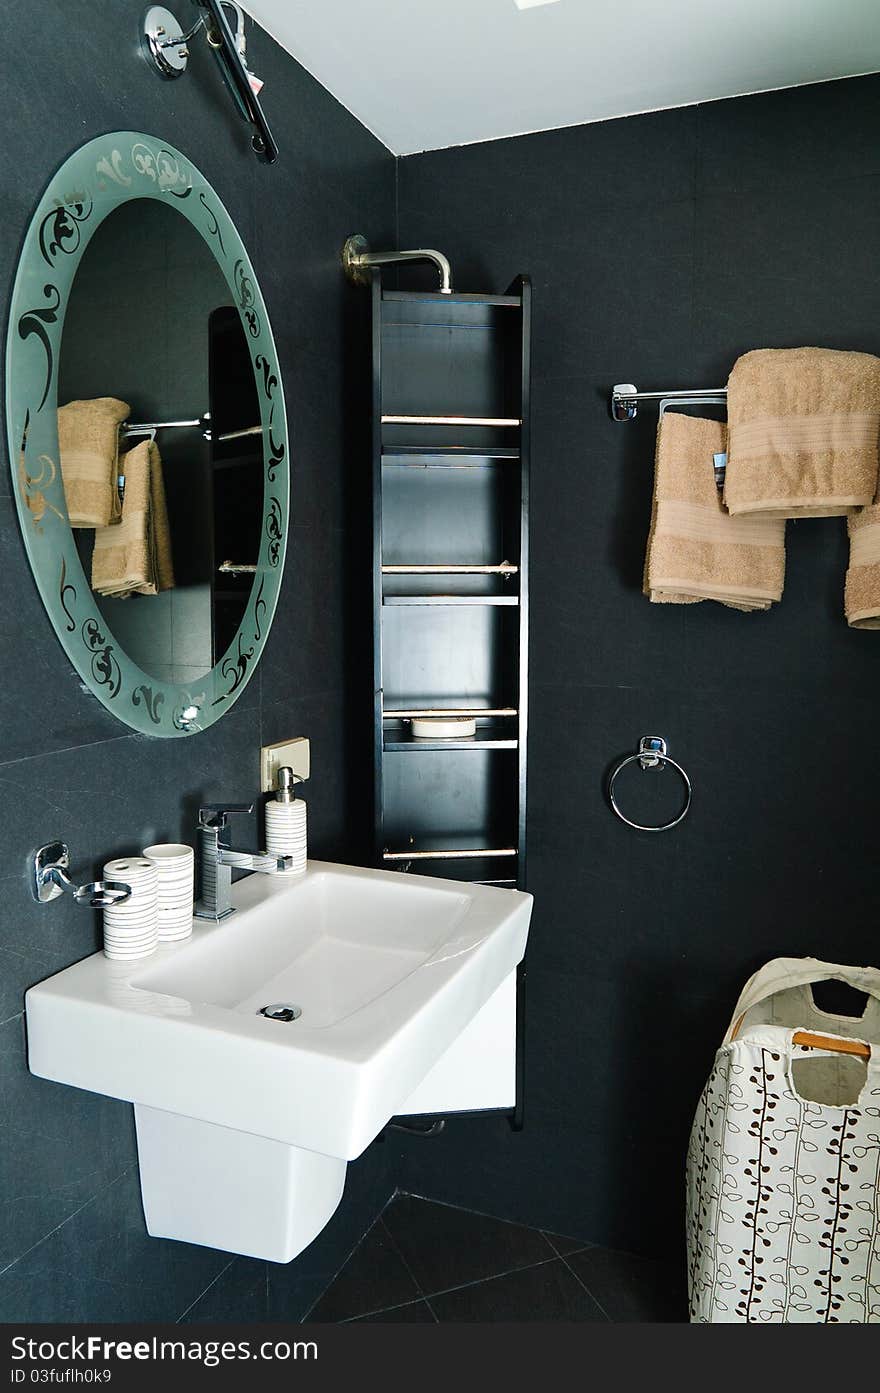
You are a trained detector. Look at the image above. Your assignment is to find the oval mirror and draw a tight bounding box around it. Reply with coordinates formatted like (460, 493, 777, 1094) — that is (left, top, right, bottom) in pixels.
(6, 132, 288, 736)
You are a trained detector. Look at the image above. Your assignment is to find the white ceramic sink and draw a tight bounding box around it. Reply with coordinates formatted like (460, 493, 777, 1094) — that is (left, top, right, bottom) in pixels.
(26, 860, 532, 1262)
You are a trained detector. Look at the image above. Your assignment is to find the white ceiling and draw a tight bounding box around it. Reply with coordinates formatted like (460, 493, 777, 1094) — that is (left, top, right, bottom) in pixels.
(246, 0, 880, 155)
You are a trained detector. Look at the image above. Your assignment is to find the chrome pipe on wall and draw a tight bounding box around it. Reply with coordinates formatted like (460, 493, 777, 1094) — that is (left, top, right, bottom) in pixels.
(342, 234, 453, 294)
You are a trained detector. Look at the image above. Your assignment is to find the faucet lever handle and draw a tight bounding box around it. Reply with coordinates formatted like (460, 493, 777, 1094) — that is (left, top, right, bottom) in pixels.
(198, 802, 255, 832)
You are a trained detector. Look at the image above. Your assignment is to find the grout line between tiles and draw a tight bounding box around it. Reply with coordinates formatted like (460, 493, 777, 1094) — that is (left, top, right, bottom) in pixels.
(542, 1234, 595, 1260)
(175, 1258, 237, 1323)
(341, 1297, 435, 1325)
(0, 1165, 133, 1280)
(376, 1214, 439, 1320)
(404, 1254, 560, 1305)
(556, 1253, 612, 1322)
(378, 1215, 428, 1298)
(0, 734, 133, 774)
(392, 1190, 566, 1257)
(300, 1190, 398, 1322)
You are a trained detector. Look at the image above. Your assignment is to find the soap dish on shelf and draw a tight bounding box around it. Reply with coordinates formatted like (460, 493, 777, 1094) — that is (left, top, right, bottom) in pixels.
(411, 716, 477, 739)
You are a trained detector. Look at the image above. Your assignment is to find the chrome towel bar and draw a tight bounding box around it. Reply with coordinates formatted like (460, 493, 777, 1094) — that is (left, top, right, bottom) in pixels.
(611, 383, 727, 422)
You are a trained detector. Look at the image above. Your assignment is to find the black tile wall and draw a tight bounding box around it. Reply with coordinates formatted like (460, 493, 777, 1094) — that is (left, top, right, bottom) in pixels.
(0, 0, 395, 1321)
(389, 74, 880, 1257)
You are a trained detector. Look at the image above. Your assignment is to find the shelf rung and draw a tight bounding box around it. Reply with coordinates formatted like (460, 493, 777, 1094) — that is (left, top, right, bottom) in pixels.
(383, 848, 518, 862)
(381, 414, 521, 427)
(383, 594, 518, 606)
(383, 724, 518, 751)
(382, 447, 520, 465)
(382, 563, 518, 576)
(383, 707, 518, 719)
(382, 290, 521, 307)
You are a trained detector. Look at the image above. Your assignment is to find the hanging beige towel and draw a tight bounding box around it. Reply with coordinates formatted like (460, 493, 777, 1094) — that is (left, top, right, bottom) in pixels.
(644, 412, 785, 610)
(844, 502, 880, 627)
(57, 397, 129, 527)
(148, 443, 174, 593)
(724, 347, 880, 517)
(91, 439, 174, 598)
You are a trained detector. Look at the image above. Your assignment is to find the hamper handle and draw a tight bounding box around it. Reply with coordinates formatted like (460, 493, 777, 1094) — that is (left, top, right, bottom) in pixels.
(731, 1014, 871, 1059)
(723, 957, 880, 1045)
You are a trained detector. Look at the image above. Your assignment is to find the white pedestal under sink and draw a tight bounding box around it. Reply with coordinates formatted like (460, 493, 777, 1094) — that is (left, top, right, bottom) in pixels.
(26, 862, 531, 1263)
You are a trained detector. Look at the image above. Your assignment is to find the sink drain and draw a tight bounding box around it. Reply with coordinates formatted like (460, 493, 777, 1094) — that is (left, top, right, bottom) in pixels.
(258, 1003, 302, 1022)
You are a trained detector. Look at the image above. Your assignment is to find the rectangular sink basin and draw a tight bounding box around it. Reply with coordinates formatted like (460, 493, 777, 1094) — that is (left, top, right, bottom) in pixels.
(139, 868, 472, 1028)
(28, 861, 530, 1156)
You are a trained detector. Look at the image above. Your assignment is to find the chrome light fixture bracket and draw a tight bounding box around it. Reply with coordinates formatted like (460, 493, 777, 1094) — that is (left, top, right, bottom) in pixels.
(140, 3, 278, 161)
(141, 5, 200, 79)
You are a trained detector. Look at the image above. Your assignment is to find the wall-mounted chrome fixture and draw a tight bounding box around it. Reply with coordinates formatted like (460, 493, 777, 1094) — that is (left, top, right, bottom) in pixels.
(611, 383, 727, 423)
(31, 842, 132, 908)
(342, 235, 454, 294)
(141, 2, 278, 162)
(607, 737, 692, 833)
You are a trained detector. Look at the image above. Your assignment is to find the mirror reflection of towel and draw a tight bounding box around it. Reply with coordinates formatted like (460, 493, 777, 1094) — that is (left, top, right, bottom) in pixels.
(57, 397, 129, 527)
(91, 439, 175, 598)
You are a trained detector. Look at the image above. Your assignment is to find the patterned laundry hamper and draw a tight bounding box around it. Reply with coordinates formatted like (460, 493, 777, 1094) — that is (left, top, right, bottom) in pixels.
(687, 957, 880, 1322)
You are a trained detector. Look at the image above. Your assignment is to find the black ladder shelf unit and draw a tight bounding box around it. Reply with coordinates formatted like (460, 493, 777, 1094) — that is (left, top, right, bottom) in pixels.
(369, 273, 531, 1127)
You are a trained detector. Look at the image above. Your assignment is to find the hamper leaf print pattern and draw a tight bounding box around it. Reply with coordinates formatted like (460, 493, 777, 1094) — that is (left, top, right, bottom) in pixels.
(687, 1040, 880, 1322)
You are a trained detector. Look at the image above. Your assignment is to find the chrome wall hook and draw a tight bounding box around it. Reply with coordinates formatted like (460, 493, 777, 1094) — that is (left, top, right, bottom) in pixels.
(31, 842, 132, 909)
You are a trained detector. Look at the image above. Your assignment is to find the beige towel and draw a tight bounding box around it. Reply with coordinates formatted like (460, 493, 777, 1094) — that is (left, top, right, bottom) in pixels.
(57, 397, 129, 527)
(148, 444, 174, 593)
(724, 347, 880, 518)
(844, 504, 880, 627)
(91, 440, 174, 598)
(644, 413, 785, 611)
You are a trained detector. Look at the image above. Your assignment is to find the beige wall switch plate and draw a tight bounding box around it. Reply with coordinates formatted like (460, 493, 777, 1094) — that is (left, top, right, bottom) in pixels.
(261, 737, 310, 793)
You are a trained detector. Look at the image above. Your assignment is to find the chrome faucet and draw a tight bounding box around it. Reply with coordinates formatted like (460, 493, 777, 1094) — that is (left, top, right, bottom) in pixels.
(194, 802, 293, 922)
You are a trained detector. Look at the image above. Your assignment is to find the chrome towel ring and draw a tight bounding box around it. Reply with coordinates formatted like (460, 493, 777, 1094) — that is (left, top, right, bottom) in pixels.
(607, 736, 692, 832)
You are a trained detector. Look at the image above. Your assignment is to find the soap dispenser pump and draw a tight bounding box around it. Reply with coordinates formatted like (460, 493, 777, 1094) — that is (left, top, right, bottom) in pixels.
(264, 765, 307, 874)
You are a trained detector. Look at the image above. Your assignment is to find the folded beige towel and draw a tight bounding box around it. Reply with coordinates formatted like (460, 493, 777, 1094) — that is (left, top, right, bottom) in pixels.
(91, 439, 174, 598)
(644, 413, 786, 611)
(844, 503, 880, 627)
(57, 397, 129, 527)
(724, 347, 880, 518)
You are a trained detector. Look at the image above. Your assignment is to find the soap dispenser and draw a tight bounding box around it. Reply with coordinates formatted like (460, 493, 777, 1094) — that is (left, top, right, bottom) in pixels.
(264, 766, 307, 874)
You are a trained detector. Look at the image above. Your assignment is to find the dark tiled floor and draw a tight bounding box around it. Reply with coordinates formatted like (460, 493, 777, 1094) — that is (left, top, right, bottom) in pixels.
(307, 1195, 687, 1323)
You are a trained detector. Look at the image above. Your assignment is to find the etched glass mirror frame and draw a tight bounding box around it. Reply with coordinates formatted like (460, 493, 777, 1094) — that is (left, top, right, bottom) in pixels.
(5, 131, 288, 737)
